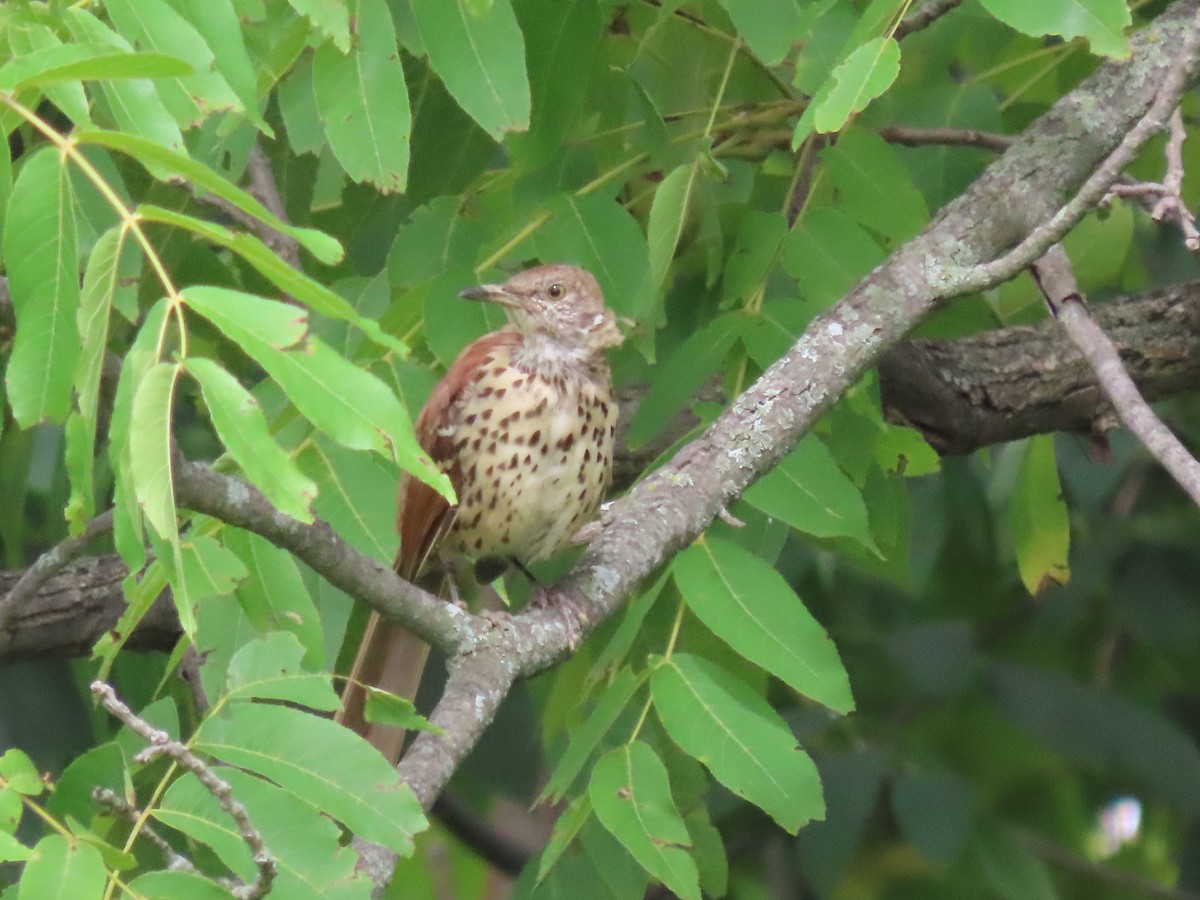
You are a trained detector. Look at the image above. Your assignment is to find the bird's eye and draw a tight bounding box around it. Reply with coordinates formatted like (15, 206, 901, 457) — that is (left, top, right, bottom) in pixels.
(547, 283, 565, 299)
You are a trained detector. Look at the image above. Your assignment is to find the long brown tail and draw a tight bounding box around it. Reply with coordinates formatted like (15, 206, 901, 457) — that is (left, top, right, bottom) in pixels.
(338, 612, 431, 763)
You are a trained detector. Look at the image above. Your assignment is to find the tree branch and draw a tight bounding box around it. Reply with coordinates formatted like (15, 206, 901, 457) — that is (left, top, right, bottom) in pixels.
(1033, 246, 1200, 506)
(0, 555, 178, 663)
(172, 458, 474, 654)
(879, 279, 1200, 454)
(894, 0, 965, 40)
(94, 681, 277, 900)
(0, 511, 114, 634)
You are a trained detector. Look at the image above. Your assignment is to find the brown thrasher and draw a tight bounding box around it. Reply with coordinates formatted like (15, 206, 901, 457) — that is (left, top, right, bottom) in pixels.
(339, 264, 622, 761)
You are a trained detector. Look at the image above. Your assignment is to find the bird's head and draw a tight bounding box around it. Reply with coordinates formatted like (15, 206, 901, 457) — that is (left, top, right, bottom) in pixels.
(459, 264, 623, 354)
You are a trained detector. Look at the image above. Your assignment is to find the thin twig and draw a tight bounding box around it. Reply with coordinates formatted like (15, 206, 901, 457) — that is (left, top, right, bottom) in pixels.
(947, 9, 1200, 293)
(894, 0, 965, 40)
(93, 787, 202, 875)
(786, 134, 825, 227)
(1032, 245, 1200, 508)
(92, 682, 277, 900)
(195, 145, 303, 271)
(432, 793, 531, 877)
(876, 124, 1014, 153)
(172, 457, 474, 653)
(1151, 107, 1200, 248)
(0, 511, 114, 634)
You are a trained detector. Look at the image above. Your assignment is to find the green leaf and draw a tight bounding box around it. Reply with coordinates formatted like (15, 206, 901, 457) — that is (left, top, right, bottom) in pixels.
(891, 768, 974, 865)
(182, 286, 308, 349)
(715, 0, 822, 66)
(61, 10, 186, 154)
(823, 129, 928, 241)
(1007, 435, 1070, 595)
(796, 37, 901, 141)
(155, 768, 371, 899)
(589, 569, 671, 684)
(0, 831, 32, 863)
(541, 668, 648, 804)
(185, 356, 317, 523)
(4, 148, 80, 427)
(287, 0, 351, 51)
(0, 750, 41, 796)
(510, 0, 604, 168)
(298, 437, 399, 562)
(195, 593, 258, 703)
(0, 786, 19, 834)
(363, 689, 441, 735)
(975, 825, 1058, 900)
(194, 702, 427, 854)
(534, 193, 656, 330)
(782, 207, 885, 308)
(188, 289, 449, 499)
(103, 0, 241, 127)
(626, 315, 742, 449)
(178, 534, 247, 599)
(278, 55, 324, 155)
(129, 363, 179, 543)
(386, 197, 489, 288)
(0, 127, 10, 250)
(588, 743, 699, 900)
(1, 49, 194, 93)
(226, 634, 339, 712)
(673, 538, 853, 712)
(162, 0, 269, 132)
(46, 744, 126, 826)
(744, 435, 876, 550)
(66, 226, 135, 532)
(646, 164, 696, 293)
(410, 0, 530, 139)
(17, 835, 106, 900)
(223, 528, 327, 668)
(126, 871, 235, 900)
(652, 654, 825, 832)
(4, 27, 93, 126)
(138, 205, 400, 355)
(537, 795, 593, 883)
(107, 299, 170, 573)
(980, 0, 1130, 58)
(129, 363, 193, 635)
(685, 807, 728, 899)
(723, 211, 787, 305)
(313, 0, 411, 192)
(75, 130, 342, 263)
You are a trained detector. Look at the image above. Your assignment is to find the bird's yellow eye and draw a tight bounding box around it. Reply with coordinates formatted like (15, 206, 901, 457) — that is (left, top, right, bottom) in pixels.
(547, 283, 565, 299)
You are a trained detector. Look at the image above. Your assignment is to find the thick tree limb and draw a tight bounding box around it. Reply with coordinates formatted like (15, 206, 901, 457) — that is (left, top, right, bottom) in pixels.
(1033, 246, 1200, 507)
(0, 555, 177, 663)
(880, 279, 1200, 454)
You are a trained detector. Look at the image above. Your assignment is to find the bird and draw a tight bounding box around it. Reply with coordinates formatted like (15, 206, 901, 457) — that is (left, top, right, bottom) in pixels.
(338, 264, 623, 762)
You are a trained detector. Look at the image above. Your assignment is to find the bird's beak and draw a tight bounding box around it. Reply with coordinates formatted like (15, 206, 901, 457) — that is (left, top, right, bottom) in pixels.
(459, 284, 520, 308)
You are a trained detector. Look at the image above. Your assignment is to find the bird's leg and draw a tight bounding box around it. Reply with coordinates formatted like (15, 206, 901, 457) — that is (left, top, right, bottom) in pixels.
(507, 556, 540, 585)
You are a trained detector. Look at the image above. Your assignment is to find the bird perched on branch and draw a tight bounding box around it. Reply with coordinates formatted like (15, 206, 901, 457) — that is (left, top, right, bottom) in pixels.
(339, 264, 623, 761)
